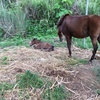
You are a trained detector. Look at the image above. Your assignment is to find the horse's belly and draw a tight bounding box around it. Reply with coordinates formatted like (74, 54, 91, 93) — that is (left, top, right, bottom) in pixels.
(72, 31, 89, 38)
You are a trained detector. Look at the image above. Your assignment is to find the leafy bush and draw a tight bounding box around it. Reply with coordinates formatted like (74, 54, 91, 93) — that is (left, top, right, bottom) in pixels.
(72, 0, 100, 15)
(17, 0, 73, 36)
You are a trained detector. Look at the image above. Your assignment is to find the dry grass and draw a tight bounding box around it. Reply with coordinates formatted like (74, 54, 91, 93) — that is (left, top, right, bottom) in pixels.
(0, 46, 100, 100)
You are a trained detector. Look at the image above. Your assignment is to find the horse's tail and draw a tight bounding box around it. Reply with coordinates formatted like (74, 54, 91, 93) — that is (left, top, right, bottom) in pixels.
(57, 14, 70, 28)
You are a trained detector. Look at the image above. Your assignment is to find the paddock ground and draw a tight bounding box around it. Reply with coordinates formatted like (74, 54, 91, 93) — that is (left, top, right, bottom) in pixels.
(0, 46, 100, 100)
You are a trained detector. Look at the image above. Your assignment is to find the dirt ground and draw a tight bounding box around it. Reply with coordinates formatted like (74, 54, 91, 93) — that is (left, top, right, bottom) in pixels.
(0, 45, 100, 100)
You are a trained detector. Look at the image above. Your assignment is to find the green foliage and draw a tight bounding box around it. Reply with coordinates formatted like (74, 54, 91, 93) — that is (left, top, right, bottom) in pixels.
(0, 0, 26, 37)
(26, 19, 50, 35)
(17, 70, 44, 89)
(18, 0, 73, 36)
(55, 0, 73, 18)
(56, 8, 72, 18)
(74, 0, 100, 15)
(89, 0, 100, 15)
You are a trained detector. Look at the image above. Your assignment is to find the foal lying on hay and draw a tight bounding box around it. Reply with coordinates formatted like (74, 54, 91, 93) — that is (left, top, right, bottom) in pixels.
(29, 38, 54, 52)
(57, 14, 100, 62)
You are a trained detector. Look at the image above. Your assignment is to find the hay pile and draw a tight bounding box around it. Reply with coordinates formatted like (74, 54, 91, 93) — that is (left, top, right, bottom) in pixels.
(0, 46, 69, 82)
(0, 46, 100, 100)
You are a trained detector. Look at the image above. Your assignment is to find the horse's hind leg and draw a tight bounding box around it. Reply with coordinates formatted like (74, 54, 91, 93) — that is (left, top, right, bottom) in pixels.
(90, 37, 98, 62)
(97, 35, 100, 43)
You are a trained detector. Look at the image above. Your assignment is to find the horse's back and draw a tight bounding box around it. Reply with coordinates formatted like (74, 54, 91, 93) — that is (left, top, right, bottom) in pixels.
(64, 15, 89, 28)
(62, 15, 89, 38)
(59, 14, 100, 38)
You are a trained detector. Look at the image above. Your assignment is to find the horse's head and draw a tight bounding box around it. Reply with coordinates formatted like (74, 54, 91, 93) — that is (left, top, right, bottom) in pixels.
(29, 38, 41, 46)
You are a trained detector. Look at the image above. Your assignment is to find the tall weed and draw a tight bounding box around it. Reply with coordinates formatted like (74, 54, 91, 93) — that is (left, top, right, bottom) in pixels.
(0, 0, 26, 37)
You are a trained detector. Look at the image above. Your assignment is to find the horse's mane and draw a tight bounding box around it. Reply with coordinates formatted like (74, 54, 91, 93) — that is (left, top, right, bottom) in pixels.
(57, 14, 70, 28)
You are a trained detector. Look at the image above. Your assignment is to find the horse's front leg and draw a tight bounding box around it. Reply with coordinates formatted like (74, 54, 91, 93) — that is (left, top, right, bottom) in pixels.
(90, 38, 98, 62)
(65, 35, 72, 57)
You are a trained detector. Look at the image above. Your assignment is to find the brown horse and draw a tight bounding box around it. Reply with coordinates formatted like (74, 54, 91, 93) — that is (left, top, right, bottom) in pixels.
(29, 38, 54, 52)
(57, 14, 100, 62)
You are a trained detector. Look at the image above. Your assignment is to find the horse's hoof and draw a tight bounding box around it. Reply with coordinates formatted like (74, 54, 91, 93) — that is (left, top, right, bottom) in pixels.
(88, 60, 92, 64)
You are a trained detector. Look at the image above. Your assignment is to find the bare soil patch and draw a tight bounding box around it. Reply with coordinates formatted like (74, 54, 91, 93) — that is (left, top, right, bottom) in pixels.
(0, 46, 100, 100)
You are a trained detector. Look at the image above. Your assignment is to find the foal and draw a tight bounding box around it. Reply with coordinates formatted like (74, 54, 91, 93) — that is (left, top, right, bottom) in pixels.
(29, 38, 54, 52)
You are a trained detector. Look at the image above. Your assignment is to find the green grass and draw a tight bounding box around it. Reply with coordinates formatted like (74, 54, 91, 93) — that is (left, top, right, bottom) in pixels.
(17, 70, 44, 89)
(0, 31, 57, 48)
(0, 56, 9, 65)
(16, 70, 70, 100)
(1, 30, 100, 50)
(68, 57, 88, 65)
(78, 59, 88, 64)
(92, 67, 100, 80)
(0, 36, 30, 48)
(0, 34, 66, 49)
(0, 83, 14, 91)
(42, 85, 70, 100)
(73, 37, 100, 50)
(0, 82, 14, 100)
(92, 67, 100, 95)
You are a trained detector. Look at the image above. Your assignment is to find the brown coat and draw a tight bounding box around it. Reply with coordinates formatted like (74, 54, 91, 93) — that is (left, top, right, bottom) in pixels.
(57, 14, 100, 62)
(29, 38, 54, 52)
